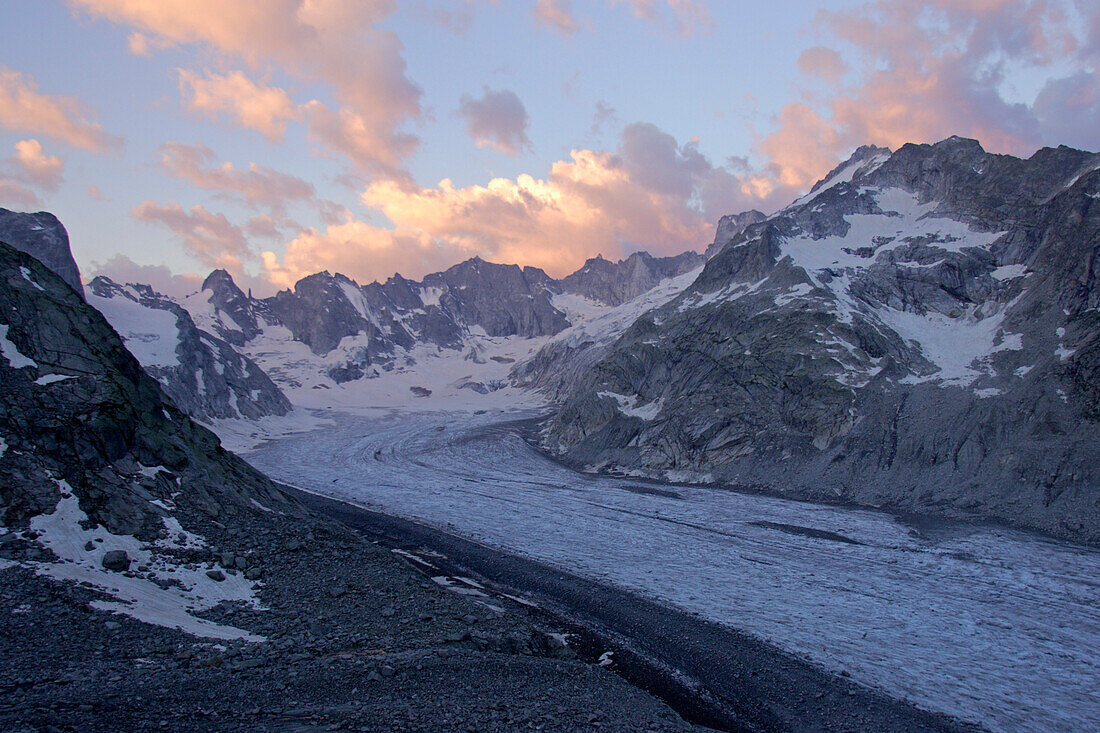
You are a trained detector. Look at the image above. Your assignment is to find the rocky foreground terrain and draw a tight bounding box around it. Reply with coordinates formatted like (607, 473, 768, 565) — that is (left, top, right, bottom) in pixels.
(544, 137, 1100, 544)
(0, 239, 696, 731)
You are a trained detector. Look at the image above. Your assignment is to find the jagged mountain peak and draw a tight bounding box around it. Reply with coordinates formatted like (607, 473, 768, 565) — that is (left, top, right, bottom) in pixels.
(706, 209, 769, 259)
(201, 267, 237, 290)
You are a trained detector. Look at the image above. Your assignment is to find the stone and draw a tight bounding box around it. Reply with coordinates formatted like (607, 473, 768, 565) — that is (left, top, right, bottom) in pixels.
(101, 550, 130, 572)
(206, 569, 226, 582)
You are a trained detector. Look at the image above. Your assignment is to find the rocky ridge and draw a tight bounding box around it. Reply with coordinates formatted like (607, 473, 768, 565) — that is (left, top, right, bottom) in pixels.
(543, 137, 1100, 544)
(174, 250, 705, 393)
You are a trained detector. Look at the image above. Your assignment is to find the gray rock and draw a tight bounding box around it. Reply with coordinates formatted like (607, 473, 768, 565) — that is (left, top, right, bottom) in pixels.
(101, 550, 130, 572)
(206, 570, 226, 582)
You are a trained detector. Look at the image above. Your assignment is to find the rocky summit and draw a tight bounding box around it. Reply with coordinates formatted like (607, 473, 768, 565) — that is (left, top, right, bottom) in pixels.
(0, 207, 84, 299)
(543, 137, 1100, 544)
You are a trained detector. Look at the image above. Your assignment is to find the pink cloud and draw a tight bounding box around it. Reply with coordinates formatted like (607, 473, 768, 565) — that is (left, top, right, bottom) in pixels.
(177, 69, 301, 142)
(0, 179, 39, 208)
(131, 201, 249, 274)
(0, 65, 122, 152)
(798, 46, 849, 83)
(458, 88, 532, 156)
(262, 122, 795, 288)
(10, 139, 64, 191)
(70, 0, 420, 173)
(533, 0, 580, 36)
(303, 100, 418, 176)
(609, 0, 712, 36)
(87, 254, 203, 298)
(156, 142, 314, 212)
(756, 0, 1099, 190)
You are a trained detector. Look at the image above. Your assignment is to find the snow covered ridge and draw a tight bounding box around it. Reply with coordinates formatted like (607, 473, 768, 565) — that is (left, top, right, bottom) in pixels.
(87, 276, 291, 422)
(90, 251, 704, 414)
(544, 136, 1100, 545)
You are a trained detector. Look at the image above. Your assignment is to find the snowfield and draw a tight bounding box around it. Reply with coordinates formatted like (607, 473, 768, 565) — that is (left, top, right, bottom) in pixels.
(241, 409, 1100, 733)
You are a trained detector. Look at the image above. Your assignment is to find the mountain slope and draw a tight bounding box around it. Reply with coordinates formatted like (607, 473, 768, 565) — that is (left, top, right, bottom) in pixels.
(0, 239, 299, 637)
(544, 137, 1100, 543)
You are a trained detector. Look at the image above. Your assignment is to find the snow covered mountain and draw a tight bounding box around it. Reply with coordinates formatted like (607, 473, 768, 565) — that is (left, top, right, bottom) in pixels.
(168, 251, 703, 409)
(87, 276, 291, 422)
(543, 136, 1100, 544)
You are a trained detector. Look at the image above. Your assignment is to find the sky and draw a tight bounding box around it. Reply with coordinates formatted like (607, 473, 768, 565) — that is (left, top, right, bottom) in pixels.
(1, 0, 1098, 297)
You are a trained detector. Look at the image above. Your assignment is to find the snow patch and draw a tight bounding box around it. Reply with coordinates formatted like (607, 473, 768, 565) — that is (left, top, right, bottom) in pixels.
(27, 481, 263, 641)
(88, 294, 182, 368)
(20, 266, 45, 291)
(991, 264, 1028, 281)
(34, 374, 73, 385)
(0, 323, 37, 369)
(598, 391, 663, 420)
(419, 286, 444, 307)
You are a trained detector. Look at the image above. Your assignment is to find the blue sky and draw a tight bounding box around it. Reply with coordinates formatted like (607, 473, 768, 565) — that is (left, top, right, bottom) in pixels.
(1, 1, 1097, 296)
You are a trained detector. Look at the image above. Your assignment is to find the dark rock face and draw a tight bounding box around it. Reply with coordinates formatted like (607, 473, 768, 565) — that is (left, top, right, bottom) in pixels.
(0, 208, 84, 299)
(0, 241, 297, 539)
(87, 276, 291, 422)
(421, 257, 568, 337)
(556, 251, 706, 306)
(545, 137, 1100, 544)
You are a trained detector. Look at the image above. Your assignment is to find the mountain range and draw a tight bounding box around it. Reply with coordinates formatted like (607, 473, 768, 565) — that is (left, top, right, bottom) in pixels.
(3, 134, 1097, 547)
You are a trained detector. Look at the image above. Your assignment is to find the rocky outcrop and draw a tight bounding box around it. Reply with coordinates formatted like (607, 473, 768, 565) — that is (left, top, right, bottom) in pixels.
(0, 207, 84, 298)
(88, 276, 291, 421)
(544, 137, 1100, 544)
(420, 257, 568, 337)
(704, 209, 767, 259)
(0, 240, 298, 539)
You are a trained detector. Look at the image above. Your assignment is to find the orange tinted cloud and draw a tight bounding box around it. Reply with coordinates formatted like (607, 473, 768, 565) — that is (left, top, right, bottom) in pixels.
(177, 70, 301, 142)
(156, 142, 314, 212)
(263, 123, 795, 288)
(0, 65, 121, 152)
(609, 0, 712, 36)
(131, 201, 249, 274)
(70, 0, 420, 173)
(11, 139, 64, 191)
(756, 0, 1094, 189)
(533, 0, 580, 36)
